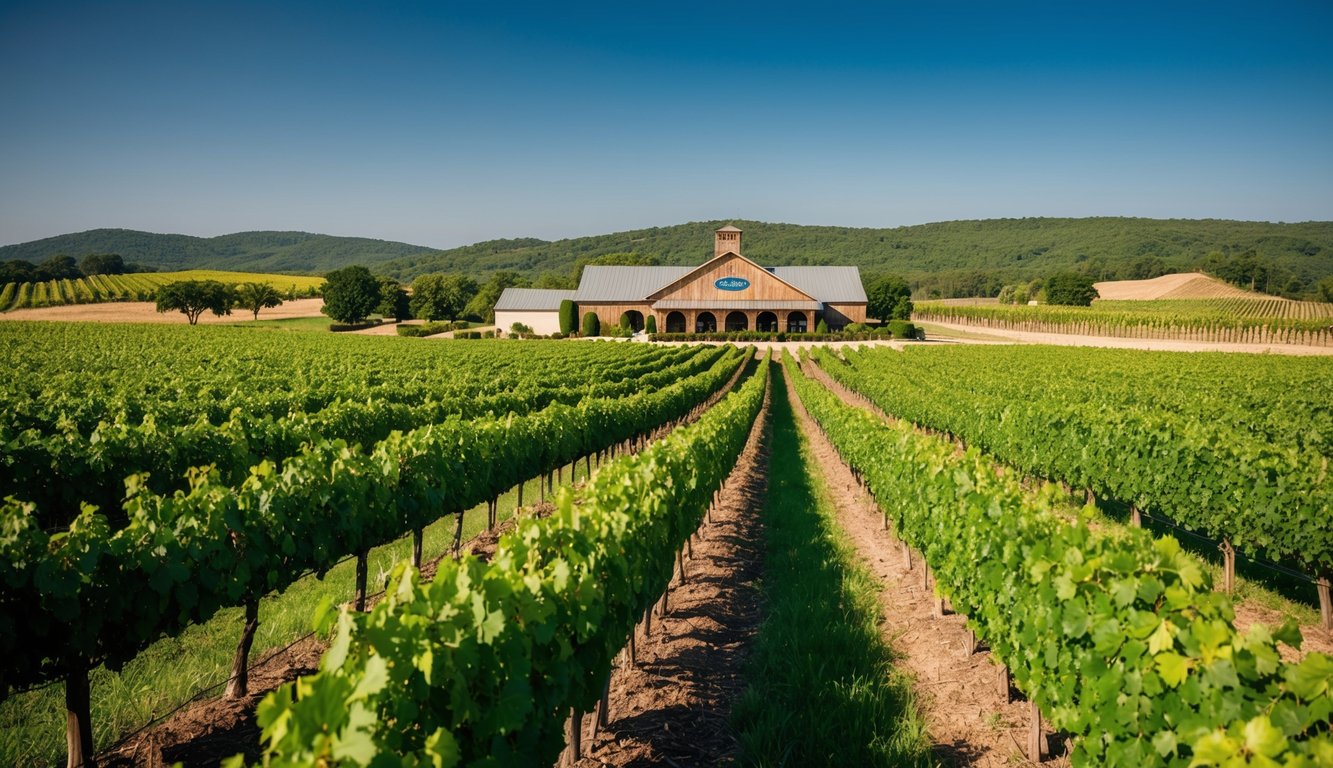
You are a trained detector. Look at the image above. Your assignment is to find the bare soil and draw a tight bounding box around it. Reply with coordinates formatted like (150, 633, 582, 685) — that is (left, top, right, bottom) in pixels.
(0, 298, 327, 325)
(782, 362, 1051, 766)
(1092, 272, 1256, 301)
(574, 369, 771, 768)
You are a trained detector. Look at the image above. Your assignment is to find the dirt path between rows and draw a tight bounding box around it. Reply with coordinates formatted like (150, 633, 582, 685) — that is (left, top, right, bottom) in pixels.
(782, 361, 1052, 767)
(805, 355, 1333, 659)
(574, 367, 771, 767)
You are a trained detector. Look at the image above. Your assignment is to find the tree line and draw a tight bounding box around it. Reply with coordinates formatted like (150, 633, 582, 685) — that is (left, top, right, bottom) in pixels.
(0, 253, 156, 285)
(155, 281, 285, 324)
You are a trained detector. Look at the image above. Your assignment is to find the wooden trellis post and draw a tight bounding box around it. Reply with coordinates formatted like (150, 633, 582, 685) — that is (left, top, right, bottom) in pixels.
(354, 551, 369, 611)
(1028, 700, 1045, 762)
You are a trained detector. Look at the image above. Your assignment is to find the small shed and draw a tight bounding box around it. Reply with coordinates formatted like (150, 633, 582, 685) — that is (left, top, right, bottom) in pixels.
(494, 288, 576, 335)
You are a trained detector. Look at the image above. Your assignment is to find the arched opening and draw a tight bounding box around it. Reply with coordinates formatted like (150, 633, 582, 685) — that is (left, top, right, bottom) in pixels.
(666, 311, 686, 333)
(786, 311, 808, 333)
(756, 311, 778, 333)
(725, 311, 748, 332)
(622, 310, 644, 332)
(695, 312, 717, 333)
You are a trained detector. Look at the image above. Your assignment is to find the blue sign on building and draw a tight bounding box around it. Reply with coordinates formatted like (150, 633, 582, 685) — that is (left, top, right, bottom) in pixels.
(714, 276, 750, 291)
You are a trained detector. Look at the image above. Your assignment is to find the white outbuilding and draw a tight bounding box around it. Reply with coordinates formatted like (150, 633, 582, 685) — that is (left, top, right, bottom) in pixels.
(493, 288, 575, 336)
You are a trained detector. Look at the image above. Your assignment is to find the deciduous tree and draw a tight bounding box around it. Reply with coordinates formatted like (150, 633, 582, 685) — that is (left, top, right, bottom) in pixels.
(375, 277, 410, 320)
(1044, 272, 1099, 306)
(79, 253, 126, 275)
(234, 282, 284, 320)
(155, 280, 235, 325)
(322, 266, 381, 324)
(865, 275, 913, 322)
(410, 273, 477, 322)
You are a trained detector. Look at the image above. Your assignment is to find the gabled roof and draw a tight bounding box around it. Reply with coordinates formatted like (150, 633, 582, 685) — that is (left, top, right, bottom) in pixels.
(645, 251, 816, 302)
(569, 259, 867, 304)
(574, 265, 691, 302)
(771, 266, 867, 302)
(494, 288, 576, 311)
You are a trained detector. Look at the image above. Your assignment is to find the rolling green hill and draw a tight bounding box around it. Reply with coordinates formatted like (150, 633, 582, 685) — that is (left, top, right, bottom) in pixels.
(5, 218, 1332, 298)
(375, 218, 1333, 298)
(0, 229, 433, 274)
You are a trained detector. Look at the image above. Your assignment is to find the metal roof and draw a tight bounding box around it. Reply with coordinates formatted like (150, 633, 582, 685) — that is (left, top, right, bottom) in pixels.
(494, 288, 576, 311)
(654, 299, 821, 310)
(715, 224, 742, 232)
(771, 266, 867, 303)
(574, 266, 691, 302)
(572, 263, 866, 304)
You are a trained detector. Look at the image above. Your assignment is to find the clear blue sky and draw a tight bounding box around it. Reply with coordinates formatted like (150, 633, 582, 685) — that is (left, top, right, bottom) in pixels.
(2, 0, 1331, 249)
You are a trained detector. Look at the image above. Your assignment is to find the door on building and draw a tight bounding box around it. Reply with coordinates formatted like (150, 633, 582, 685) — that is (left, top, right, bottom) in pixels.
(695, 312, 717, 333)
(666, 311, 686, 333)
(786, 311, 808, 333)
(724, 311, 748, 332)
(756, 311, 778, 332)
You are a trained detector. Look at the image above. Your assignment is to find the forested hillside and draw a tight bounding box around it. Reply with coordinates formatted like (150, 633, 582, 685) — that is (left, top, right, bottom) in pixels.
(5, 218, 1332, 298)
(0, 229, 433, 274)
(378, 218, 1333, 298)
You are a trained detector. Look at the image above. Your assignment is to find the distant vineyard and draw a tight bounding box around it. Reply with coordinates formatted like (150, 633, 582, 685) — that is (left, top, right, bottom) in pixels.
(915, 296, 1333, 345)
(0, 270, 324, 311)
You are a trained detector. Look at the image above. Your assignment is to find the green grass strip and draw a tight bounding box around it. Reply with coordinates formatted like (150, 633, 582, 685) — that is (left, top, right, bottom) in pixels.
(733, 365, 933, 767)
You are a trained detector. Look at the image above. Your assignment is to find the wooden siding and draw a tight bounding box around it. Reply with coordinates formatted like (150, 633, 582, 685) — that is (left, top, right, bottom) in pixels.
(824, 303, 868, 327)
(649, 253, 815, 303)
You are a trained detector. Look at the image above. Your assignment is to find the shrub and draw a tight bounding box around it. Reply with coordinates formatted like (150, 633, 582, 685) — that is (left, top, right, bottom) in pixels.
(395, 321, 458, 337)
(582, 312, 600, 337)
(510, 322, 534, 335)
(331, 320, 383, 333)
(645, 315, 657, 334)
(816, 318, 829, 333)
(558, 299, 578, 334)
(550, 332, 566, 340)
(619, 312, 631, 330)
(887, 319, 916, 338)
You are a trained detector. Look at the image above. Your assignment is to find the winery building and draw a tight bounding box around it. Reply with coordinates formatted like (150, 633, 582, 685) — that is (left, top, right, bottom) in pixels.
(494, 226, 867, 335)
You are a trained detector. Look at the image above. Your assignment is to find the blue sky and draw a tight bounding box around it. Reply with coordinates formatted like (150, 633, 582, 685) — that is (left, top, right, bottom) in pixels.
(1, 1, 1331, 249)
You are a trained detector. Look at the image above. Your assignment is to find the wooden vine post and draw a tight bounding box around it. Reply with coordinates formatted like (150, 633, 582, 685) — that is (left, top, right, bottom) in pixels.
(225, 599, 261, 699)
(998, 665, 1010, 703)
(594, 672, 611, 735)
(354, 551, 369, 612)
(1028, 699, 1045, 762)
(451, 510, 466, 558)
(1129, 505, 1142, 527)
(516, 481, 524, 512)
(565, 708, 583, 766)
(1318, 576, 1332, 632)
(411, 528, 423, 568)
(1219, 539, 1236, 594)
(65, 666, 94, 768)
